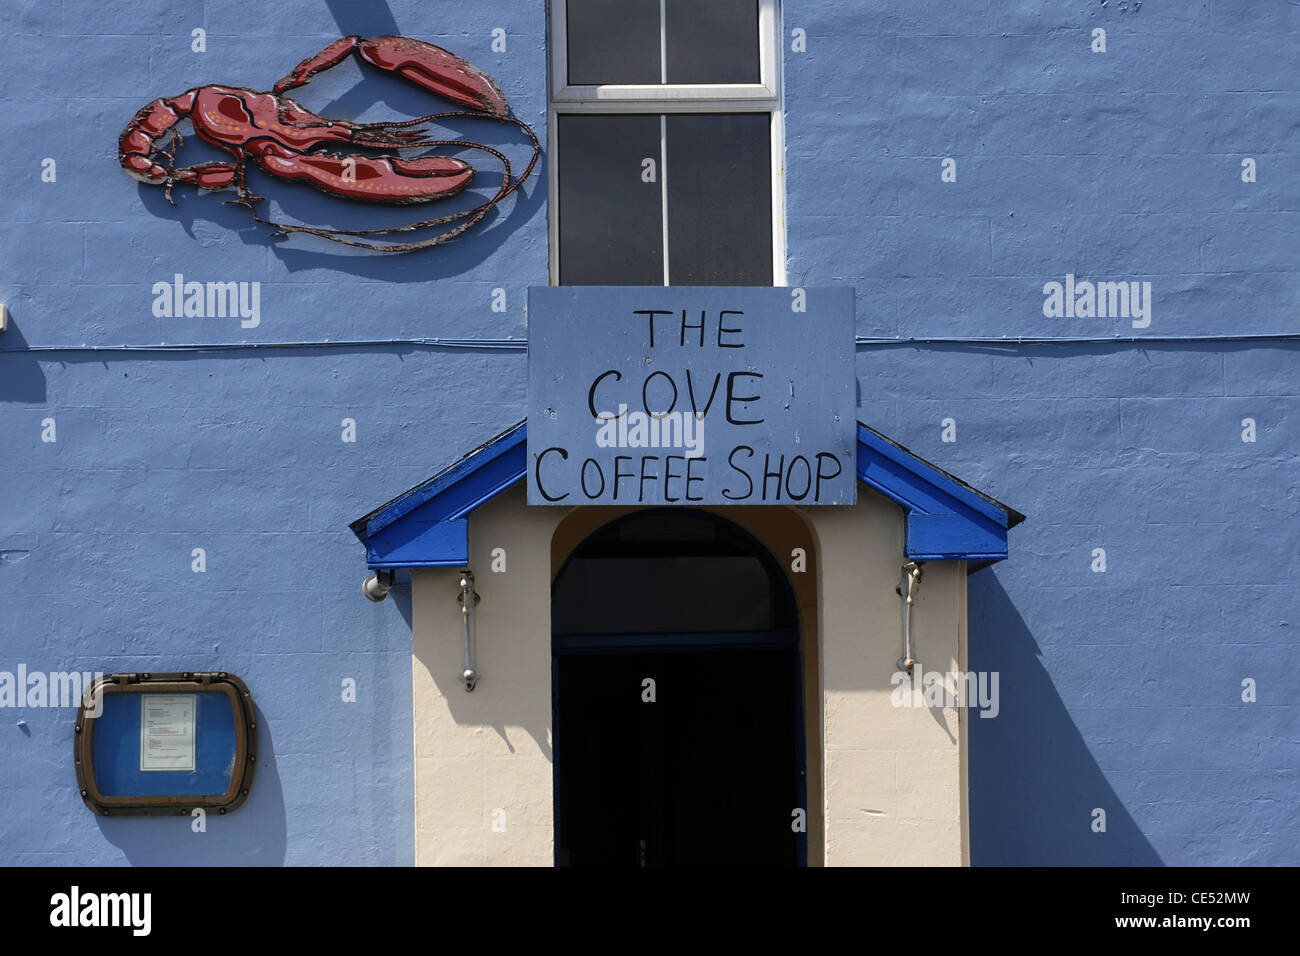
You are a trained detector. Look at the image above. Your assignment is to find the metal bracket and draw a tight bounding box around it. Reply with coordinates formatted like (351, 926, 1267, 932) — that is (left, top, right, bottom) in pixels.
(457, 570, 481, 691)
(896, 561, 924, 674)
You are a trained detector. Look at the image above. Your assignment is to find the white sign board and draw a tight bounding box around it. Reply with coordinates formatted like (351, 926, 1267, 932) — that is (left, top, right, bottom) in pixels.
(140, 694, 196, 771)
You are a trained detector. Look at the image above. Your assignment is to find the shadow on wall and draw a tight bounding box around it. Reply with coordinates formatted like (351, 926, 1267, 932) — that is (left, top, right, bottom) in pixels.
(389, 576, 414, 632)
(324, 0, 400, 37)
(134, 133, 544, 283)
(415, 564, 553, 763)
(966, 572, 1162, 865)
(96, 703, 287, 866)
(0, 322, 48, 404)
(426, 663, 554, 764)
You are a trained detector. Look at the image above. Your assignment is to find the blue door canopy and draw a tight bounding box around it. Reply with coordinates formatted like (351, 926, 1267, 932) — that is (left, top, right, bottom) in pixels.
(349, 420, 1025, 570)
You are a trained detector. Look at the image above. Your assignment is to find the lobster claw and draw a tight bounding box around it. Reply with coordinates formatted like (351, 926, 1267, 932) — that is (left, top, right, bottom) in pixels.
(251, 142, 476, 205)
(273, 35, 511, 119)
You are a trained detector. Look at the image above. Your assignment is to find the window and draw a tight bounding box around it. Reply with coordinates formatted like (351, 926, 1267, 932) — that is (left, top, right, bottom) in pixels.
(548, 0, 784, 286)
(553, 0, 778, 98)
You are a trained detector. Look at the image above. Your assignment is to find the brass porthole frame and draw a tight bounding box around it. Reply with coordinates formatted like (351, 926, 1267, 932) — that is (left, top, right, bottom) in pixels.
(73, 672, 257, 817)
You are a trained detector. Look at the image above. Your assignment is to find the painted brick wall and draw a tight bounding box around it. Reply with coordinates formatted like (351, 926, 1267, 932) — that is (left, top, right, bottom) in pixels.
(0, 0, 548, 865)
(1, 0, 1296, 865)
(785, 0, 1298, 864)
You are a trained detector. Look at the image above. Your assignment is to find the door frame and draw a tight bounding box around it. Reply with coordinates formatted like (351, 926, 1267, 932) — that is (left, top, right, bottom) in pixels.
(551, 503, 810, 867)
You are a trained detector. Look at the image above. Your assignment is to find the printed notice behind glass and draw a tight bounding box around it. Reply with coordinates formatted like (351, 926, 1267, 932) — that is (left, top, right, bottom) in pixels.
(140, 694, 196, 771)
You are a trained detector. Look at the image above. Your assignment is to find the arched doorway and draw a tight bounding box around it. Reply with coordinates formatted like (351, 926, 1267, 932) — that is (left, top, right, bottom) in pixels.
(551, 509, 806, 866)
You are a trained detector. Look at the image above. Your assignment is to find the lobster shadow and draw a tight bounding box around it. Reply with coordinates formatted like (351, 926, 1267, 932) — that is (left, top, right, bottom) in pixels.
(324, 0, 400, 39)
(134, 60, 545, 283)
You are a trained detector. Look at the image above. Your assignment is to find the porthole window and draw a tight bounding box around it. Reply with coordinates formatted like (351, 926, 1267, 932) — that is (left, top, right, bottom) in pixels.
(74, 672, 257, 816)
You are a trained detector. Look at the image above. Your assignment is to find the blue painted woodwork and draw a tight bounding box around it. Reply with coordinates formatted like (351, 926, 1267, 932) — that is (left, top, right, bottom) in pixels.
(351, 419, 1024, 568)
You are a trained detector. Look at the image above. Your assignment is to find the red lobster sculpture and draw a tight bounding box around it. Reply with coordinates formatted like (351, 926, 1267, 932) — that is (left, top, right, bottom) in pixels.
(119, 36, 539, 252)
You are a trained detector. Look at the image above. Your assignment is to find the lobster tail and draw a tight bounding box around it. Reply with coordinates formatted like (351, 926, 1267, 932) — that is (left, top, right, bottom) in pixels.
(118, 91, 197, 184)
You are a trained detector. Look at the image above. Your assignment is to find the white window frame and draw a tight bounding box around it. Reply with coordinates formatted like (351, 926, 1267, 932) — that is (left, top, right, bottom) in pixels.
(550, 0, 780, 102)
(547, 0, 787, 286)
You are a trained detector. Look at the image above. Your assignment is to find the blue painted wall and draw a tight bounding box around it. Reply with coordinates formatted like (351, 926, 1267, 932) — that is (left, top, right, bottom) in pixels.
(1, 0, 1295, 865)
(0, 0, 548, 865)
(784, 0, 1298, 864)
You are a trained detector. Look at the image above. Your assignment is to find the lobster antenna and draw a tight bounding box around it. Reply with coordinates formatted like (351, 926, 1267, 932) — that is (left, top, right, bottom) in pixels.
(245, 112, 540, 253)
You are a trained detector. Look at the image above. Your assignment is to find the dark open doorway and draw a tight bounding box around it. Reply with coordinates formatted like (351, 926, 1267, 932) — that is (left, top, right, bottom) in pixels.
(552, 510, 806, 866)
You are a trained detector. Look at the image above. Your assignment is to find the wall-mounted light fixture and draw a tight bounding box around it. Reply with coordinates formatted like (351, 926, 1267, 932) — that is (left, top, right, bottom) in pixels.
(363, 569, 395, 602)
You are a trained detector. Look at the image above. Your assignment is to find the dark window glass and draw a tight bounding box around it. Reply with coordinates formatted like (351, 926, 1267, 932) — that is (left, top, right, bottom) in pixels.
(552, 510, 796, 635)
(554, 556, 776, 633)
(566, 0, 661, 85)
(665, 0, 760, 84)
(558, 114, 664, 285)
(666, 113, 772, 285)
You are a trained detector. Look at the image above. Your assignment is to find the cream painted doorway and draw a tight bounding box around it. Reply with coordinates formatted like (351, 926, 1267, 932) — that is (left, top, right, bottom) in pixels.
(551, 509, 807, 866)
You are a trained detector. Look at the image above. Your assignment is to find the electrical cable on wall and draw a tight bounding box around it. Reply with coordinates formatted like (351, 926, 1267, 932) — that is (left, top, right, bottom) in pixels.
(3, 331, 1298, 355)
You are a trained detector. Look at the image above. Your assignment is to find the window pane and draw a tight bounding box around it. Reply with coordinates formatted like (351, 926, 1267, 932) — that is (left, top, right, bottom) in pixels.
(665, 0, 760, 84)
(558, 114, 663, 285)
(566, 0, 661, 85)
(666, 113, 772, 285)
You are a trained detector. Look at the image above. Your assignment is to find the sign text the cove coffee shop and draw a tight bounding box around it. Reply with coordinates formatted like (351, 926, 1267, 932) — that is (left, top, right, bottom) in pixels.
(527, 287, 856, 506)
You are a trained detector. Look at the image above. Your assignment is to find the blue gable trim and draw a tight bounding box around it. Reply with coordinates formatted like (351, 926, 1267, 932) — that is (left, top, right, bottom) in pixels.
(350, 420, 1023, 569)
(856, 423, 1024, 563)
(349, 420, 527, 569)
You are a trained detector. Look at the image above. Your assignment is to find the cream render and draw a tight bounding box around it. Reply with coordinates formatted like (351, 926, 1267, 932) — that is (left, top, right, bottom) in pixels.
(411, 483, 970, 866)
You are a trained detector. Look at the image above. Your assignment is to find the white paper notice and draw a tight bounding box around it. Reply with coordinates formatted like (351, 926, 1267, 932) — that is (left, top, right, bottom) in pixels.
(140, 694, 196, 771)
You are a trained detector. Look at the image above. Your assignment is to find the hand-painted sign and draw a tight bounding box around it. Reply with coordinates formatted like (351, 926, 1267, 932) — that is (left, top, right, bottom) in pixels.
(119, 35, 539, 252)
(527, 287, 856, 506)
